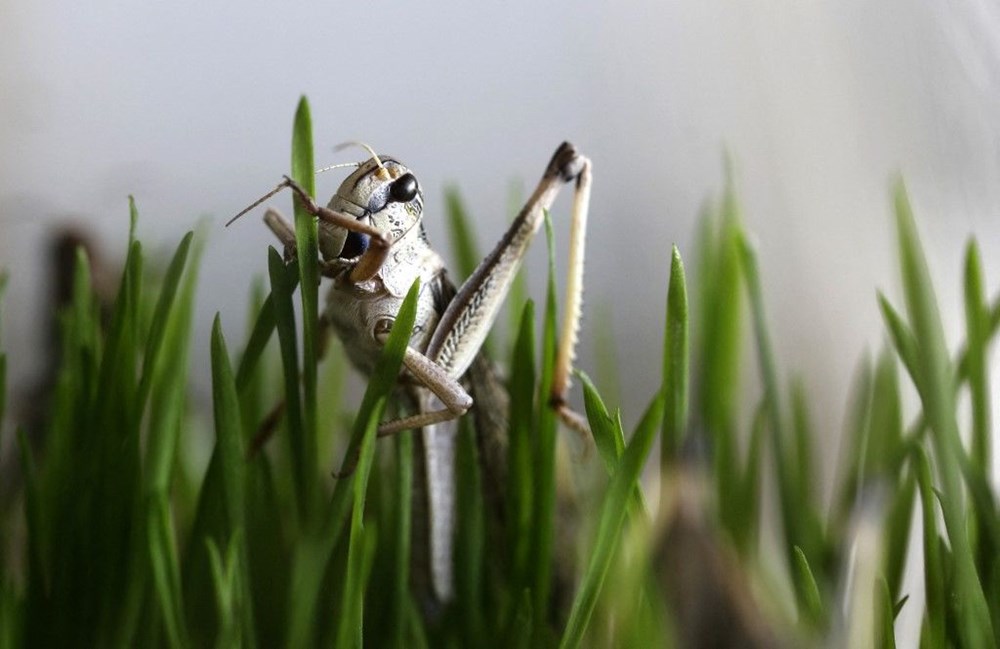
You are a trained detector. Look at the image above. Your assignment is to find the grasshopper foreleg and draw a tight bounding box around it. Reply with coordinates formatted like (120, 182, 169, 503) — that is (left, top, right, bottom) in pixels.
(282, 176, 394, 282)
(375, 330, 473, 436)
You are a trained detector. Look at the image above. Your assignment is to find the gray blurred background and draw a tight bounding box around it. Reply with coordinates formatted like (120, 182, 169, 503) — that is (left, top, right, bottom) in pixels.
(2, 0, 999, 639)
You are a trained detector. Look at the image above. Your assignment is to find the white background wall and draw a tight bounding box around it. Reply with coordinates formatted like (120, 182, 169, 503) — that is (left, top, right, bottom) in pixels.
(3, 1, 1000, 641)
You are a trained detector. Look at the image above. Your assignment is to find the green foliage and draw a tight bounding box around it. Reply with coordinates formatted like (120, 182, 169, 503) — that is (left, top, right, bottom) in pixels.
(1, 99, 999, 648)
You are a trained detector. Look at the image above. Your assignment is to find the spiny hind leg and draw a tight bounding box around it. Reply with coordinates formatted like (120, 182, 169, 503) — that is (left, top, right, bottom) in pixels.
(427, 142, 594, 437)
(549, 152, 592, 438)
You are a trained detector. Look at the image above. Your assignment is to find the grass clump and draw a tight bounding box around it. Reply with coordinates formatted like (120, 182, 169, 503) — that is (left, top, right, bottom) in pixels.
(1, 97, 999, 648)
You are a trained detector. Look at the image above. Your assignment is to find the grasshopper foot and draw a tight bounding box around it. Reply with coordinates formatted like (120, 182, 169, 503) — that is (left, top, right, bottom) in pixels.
(547, 141, 586, 182)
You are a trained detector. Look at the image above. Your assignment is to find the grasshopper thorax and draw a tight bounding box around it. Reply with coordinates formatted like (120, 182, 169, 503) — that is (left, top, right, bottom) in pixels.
(320, 156, 425, 262)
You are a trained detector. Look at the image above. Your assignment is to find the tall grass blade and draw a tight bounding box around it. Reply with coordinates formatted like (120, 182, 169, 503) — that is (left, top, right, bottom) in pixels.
(914, 446, 945, 648)
(135, 231, 193, 411)
(507, 300, 536, 596)
(445, 187, 482, 281)
(962, 240, 991, 475)
(738, 230, 825, 582)
(877, 294, 919, 389)
(291, 96, 319, 518)
(210, 315, 256, 647)
(579, 371, 647, 518)
(559, 393, 664, 649)
(236, 287, 295, 393)
(877, 578, 897, 649)
(661, 245, 689, 466)
(792, 545, 825, 627)
(695, 198, 743, 522)
(206, 534, 243, 649)
(144, 230, 203, 649)
(455, 416, 486, 644)
(893, 181, 992, 647)
(390, 432, 414, 649)
(267, 247, 307, 520)
(287, 279, 418, 648)
(334, 279, 419, 649)
(530, 213, 559, 624)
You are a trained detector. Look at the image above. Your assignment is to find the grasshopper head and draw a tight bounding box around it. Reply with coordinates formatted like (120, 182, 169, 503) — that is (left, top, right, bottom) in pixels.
(321, 155, 425, 261)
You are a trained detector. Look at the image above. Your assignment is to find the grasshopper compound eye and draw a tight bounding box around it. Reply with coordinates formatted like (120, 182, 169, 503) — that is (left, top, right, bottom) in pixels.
(389, 173, 418, 203)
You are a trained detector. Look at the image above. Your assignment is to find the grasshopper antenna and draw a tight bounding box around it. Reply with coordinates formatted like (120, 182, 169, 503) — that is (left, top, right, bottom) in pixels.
(317, 161, 362, 175)
(226, 162, 362, 227)
(226, 179, 290, 227)
(335, 141, 389, 178)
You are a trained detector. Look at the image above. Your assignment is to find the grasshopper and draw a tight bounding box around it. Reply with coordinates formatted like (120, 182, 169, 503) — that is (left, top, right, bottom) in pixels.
(232, 141, 592, 610)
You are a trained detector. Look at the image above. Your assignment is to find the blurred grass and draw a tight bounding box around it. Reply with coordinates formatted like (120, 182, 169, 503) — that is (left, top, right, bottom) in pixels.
(1, 98, 999, 647)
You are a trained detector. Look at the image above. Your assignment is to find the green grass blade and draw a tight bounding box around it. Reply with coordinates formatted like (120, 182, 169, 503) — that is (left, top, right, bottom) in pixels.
(581, 370, 624, 467)
(445, 187, 494, 357)
(390, 432, 414, 649)
(210, 315, 256, 648)
(738, 230, 825, 578)
(914, 447, 945, 648)
(205, 534, 242, 649)
(792, 545, 825, 627)
(334, 279, 419, 649)
(883, 468, 916, 599)
(870, 347, 903, 476)
(592, 304, 622, 408)
(559, 393, 664, 649)
(733, 398, 767, 552)
(149, 494, 190, 649)
(287, 280, 418, 648)
(238, 278, 269, 437)
(455, 416, 486, 644)
(790, 379, 817, 519)
(506, 179, 529, 355)
(0, 353, 5, 447)
(235, 287, 295, 393)
(445, 187, 482, 281)
(696, 196, 743, 531)
(507, 300, 536, 594)
(291, 96, 319, 519)
(16, 429, 43, 626)
(508, 589, 534, 649)
(893, 181, 993, 647)
(838, 354, 875, 512)
(91, 237, 143, 645)
(698, 198, 742, 438)
(661, 245, 689, 466)
(579, 371, 647, 519)
(0, 271, 6, 426)
(877, 578, 897, 649)
(334, 409, 384, 649)
(962, 240, 991, 475)
(877, 294, 919, 388)
(135, 230, 193, 412)
(958, 453, 1000, 636)
(267, 247, 307, 519)
(143, 230, 203, 649)
(531, 212, 559, 623)
(146, 230, 203, 491)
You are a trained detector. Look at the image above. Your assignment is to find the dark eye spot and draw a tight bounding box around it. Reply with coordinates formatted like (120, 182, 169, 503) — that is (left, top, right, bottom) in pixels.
(389, 173, 418, 203)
